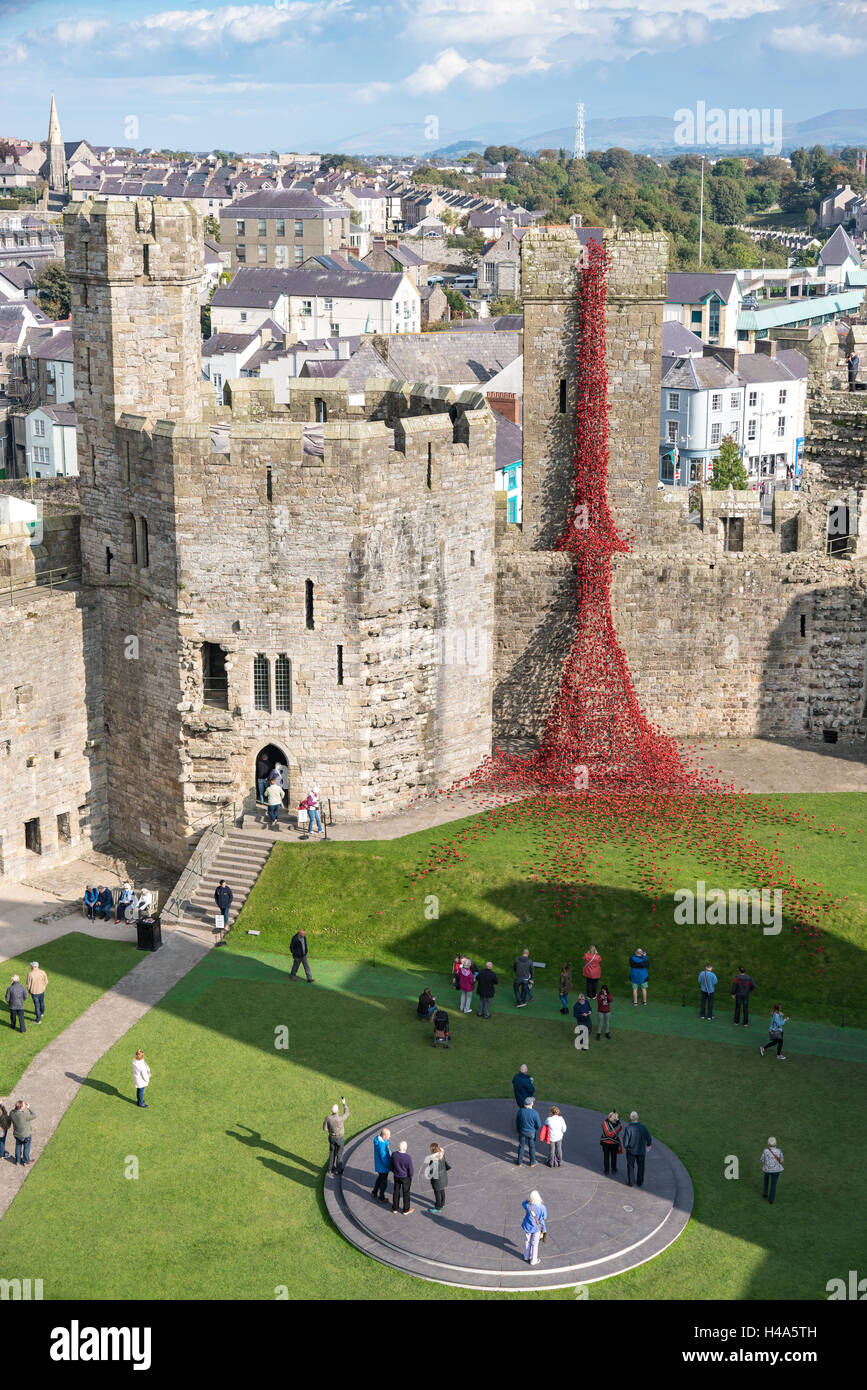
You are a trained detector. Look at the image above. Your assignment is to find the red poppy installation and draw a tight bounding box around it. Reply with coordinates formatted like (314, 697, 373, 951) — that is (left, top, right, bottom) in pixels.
(413, 238, 840, 961)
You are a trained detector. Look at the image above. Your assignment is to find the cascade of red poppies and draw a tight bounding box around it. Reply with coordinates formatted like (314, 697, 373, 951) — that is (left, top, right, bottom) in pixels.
(413, 237, 843, 962)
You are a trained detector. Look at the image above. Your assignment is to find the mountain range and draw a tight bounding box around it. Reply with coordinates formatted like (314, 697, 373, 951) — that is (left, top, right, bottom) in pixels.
(329, 109, 867, 158)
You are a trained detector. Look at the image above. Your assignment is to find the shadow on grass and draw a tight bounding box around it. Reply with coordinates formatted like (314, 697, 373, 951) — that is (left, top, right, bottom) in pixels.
(228, 1124, 325, 1190)
(66, 1072, 138, 1105)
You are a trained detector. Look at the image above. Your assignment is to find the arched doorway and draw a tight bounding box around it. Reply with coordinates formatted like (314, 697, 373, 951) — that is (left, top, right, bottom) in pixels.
(254, 743, 289, 805)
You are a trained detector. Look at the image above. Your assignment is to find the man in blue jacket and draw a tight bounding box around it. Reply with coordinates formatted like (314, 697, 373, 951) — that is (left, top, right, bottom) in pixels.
(372, 1126, 391, 1202)
(214, 880, 233, 931)
(512, 1064, 535, 1106)
(515, 1098, 542, 1166)
(621, 1110, 652, 1187)
(572, 994, 592, 1038)
(97, 885, 114, 921)
(699, 962, 717, 1019)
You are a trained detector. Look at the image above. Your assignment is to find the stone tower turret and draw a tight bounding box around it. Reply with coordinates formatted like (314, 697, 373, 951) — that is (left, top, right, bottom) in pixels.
(47, 93, 67, 194)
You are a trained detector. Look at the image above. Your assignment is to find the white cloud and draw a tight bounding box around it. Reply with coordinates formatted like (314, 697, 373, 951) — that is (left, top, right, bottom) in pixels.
(46, 2, 349, 53)
(405, 48, 511, 93)
(769, 23, 867, 55)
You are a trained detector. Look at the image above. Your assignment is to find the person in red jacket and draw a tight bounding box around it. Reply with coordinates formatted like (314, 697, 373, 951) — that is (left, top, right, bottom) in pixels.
(582, 946, 602, 1000)
(596, 984, 612, 1040)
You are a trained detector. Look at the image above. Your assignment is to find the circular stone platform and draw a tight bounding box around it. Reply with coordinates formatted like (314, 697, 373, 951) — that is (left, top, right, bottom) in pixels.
(324, 1099, 693, 1292)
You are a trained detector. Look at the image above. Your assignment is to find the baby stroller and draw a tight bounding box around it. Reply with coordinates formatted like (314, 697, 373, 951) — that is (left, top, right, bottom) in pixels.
(432, 1008, 451, 1048)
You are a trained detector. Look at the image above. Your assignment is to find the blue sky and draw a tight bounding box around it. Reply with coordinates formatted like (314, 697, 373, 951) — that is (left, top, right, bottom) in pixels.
(0, 0, 865, 152)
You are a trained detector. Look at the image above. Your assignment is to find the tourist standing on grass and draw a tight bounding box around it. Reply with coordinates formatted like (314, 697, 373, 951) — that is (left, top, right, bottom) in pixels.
(629, 948, 649, 1006)
(515, 1098, 542, 1167)
(558, 962, 572, 1015)
(582, 946, 602, 1000)
(133, 1049, 151, 1108)
(372, 1127, 391, 1201)
(512, 1064, 535, 1106)
(214, 880, 233, 932)
(457, 957, 475, 1013)
(0, 1098, 10, 1162)
(6, 976, 27, 1033)
(760, 1137, 784, 1204)
(426, 1143, 451, 1213)
(417, 988, 437, 1020)
(26, 962, 47, 1024)
(699, 963, 717, 1020)
(545, 1106, 567, 1168)
(622, 1111, 652, 1187)
(264, 779, 284, 829)
(572, 993, 592, 1040)
(10, 1100, 36, 1166)
(596, 985, 612, 1039)
(731, 967, 756, 1026)
(760, 1005, 789, 1060)
(289, 928, 315, 983)
(521, 1190, 547, 1266)
(600, 1111, 622, 1176)
(475, 962, 498, 1019)
(513, 949, 534, 1007)
(391, 1141, 414, 1215)
(323, 1097, 349, 1175)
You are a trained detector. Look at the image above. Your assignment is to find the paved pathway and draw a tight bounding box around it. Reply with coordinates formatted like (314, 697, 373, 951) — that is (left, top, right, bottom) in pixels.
(0, 926, 211, 1218)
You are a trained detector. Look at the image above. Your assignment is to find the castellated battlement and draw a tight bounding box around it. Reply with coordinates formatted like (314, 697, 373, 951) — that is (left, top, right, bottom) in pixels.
(64, 197, 204, 286)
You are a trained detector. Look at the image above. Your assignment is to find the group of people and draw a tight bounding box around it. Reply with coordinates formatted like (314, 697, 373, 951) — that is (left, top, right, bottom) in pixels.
(698, 963, 791, 1059)
(0, 1099, 37, 1166)
(83, 883, 151, 924)
(369, 1127, 452, 1216)
(256, 755, 323, 835)
(511, 1067, 652, 1185)
(5, 963, 48, 1033)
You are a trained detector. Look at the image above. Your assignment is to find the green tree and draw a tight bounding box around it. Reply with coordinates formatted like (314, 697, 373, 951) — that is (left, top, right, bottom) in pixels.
(710, 436, 748, 490)
(35, 262, 71, 320)
(804, 208, 818, 230)
(490, 295, 521, 315)
(203, 215, 221, 241)
(710, 178, 747, 224)
(444, 287, 471, 317)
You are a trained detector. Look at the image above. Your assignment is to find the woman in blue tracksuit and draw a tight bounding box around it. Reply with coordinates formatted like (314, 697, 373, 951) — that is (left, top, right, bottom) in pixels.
(760, 1004, 789, 1060)
(629, 948, 649, 1006)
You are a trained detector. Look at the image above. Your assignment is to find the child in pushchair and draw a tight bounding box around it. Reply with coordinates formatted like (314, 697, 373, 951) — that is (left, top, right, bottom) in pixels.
(432, 1008, 451, 1048)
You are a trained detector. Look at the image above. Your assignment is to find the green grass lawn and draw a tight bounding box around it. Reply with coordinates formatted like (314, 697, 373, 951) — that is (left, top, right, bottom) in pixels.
(0, 951, 862, 1301)
(0, 791, 864, 1301)
(230, 793, 867, 1027)
(0, 933, 140, 1094)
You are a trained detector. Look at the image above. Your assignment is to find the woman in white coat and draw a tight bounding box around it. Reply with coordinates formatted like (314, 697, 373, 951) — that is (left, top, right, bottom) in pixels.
(133, 1049, 151, 1109)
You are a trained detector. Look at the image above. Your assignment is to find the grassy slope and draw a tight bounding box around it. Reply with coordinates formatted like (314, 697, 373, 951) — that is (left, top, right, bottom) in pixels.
(230, 794, 867, 1026)
(0, 966, 861, 1301)
(0, 933, 140, 1094)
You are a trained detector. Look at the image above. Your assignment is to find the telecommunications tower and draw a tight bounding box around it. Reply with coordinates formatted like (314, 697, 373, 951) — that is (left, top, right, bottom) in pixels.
(573, 101, 585, 160)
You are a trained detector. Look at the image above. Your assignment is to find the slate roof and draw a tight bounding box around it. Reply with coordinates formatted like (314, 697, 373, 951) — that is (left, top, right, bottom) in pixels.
(666, 272, 740, 304)
(494, 414, 523, 472)
(29, 328, 73, 362)
(736, 350, 807, 383)
(211, 265, 409, 308)
(819, 225, 860, 267)
(202, 330, 260, 358)
(662, 321, 705, 357)
(221, 188, 350, 219)
(661, 355, 740, 390)
(37, 404, 77, 426)
(300, 359, 345, 378)
(375, 330, 521, 385)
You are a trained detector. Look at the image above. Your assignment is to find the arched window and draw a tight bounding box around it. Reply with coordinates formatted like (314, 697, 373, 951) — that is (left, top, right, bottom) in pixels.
(275, 655, 292, 712)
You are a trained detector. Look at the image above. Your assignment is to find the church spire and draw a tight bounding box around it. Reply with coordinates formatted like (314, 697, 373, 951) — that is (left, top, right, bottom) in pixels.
(48, 92, 63, 147)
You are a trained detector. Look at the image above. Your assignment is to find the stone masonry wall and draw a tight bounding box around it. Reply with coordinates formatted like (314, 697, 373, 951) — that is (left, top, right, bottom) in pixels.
(0, 573, 106, 883)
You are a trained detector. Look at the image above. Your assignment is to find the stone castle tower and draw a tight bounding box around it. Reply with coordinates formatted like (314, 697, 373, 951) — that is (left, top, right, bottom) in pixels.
(63, 198, 495, 867)
(494, 224, 867, 748)
(47, 94, 67, 194)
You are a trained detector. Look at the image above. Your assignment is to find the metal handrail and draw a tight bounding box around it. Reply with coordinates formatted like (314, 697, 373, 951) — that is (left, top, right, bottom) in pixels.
(0, 565, 81, 603)
(164, 801, 239, 919)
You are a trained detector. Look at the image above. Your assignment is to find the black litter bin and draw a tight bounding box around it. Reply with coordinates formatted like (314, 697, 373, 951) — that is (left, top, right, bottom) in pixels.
(136, 916, 163, 952)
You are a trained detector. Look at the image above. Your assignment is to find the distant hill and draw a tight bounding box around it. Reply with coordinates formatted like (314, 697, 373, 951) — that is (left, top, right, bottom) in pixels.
(332, 109, 867, 159)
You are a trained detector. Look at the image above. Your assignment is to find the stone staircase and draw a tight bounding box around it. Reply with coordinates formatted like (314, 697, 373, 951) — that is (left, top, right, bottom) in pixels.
(170, 826, 276, 934)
